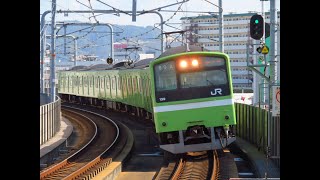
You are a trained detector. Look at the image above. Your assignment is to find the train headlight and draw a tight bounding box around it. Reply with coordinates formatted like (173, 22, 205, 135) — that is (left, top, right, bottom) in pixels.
(162, 122, 167, 126)
(225, 115, 230, 120)
(179, 60, 188, 68)
(191, 59, 199, 67)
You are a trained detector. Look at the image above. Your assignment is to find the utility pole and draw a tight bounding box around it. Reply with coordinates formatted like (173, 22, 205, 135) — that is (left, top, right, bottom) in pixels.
(277, 22, 280, 82)
(40, 11, 51, 94)
(132, 0, 137, 22)
(50, 0, 57, 102)
(218, 0, 223, 52)
(64, 26, 67, 55)
(269, 0, 277, 83)
(266, 0, 278, 178)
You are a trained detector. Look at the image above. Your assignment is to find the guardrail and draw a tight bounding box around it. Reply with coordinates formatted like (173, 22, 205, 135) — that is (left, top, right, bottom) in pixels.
(235, 103, 280, 168)
(40, 95, 61, 145)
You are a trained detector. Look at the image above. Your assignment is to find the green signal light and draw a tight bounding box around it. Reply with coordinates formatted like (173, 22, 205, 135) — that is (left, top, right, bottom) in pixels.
(255, 19, 259, 24)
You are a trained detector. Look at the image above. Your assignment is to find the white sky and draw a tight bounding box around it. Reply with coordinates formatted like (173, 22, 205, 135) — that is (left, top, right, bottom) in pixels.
(40, 0, 280, 31)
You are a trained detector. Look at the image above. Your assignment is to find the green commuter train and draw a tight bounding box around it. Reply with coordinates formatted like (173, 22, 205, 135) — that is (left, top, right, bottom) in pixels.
(58, 45, 236, 154)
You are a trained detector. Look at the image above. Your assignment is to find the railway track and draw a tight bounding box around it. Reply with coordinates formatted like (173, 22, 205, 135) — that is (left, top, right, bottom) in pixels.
(40, 109, 96, 171)
(62, 102, 164, 180)
(40, 106, 120, 180)
(156, 151, 219, 180)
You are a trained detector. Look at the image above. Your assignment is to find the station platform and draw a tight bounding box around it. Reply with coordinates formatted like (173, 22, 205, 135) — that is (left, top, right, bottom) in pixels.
(40, 116, 73, 160)
(234, 137, 280, 179)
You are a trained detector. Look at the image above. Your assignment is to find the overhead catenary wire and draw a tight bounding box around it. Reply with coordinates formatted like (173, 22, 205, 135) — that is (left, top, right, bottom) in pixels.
(164, 23, 219, 42)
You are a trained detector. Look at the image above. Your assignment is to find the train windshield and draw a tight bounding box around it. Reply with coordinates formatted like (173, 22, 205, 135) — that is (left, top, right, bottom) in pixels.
(154, 61, 177, 91)
(180, 70, 227, 89)
(154, 56, 230, 103)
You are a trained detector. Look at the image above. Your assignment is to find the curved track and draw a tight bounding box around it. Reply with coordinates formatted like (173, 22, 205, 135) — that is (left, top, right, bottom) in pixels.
(40, 106, 119, 180)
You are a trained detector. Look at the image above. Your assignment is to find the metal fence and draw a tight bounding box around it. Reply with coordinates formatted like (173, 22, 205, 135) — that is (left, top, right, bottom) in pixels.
(40, 95, 61, 145)
(235, 103, 280, 168)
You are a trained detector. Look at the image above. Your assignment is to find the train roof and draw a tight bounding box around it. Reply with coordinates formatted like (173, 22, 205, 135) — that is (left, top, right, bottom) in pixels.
(132, 58, 155, 69)
(87, 63, 112, 70)
(157, 45, 208, 59)
(111, 58, 155, 70)
(69, 65, 88, 71)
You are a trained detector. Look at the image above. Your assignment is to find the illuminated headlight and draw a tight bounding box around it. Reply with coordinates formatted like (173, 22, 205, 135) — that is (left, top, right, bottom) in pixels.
(180, 60, 187, 68)
(191, 59, 199, 67)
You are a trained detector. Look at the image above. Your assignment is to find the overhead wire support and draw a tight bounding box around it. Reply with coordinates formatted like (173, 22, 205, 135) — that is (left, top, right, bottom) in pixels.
(158, 10, 218, 14)
(54, 10, 165, 52)
(54, 22, 114, 60)
(46, 35, 78, 66)
(164, 23, 219, 42)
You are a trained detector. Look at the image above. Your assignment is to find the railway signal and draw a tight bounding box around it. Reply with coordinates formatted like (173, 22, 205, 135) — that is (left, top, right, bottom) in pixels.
(256, 47, 262, 53)
(250, 14, 264, 40)
(107, 57, 113, 65)
(265, 22, 270, 38)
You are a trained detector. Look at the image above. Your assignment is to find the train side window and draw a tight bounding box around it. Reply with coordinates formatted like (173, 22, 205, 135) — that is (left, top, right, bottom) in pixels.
(144, 79, 147, 96)
(128, 77, 131, 93)
(100, 77, 104, 89)
(106, 77, 110, 89)
(70, 76, 73, 87)
(118, 76, 121, 90)
(146, 79, 149, 96)
(138, 78, 142, 93)
(112, 77, 116, 90)
(96, 76, 99, 88)
(75, 76, 79, 86)
(132, 77, 136, 92)
(83, 77, 86, 87)
(122, 77, 127, 96)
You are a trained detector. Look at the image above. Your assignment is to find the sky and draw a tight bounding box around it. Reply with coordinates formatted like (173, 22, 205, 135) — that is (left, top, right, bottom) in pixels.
(40, 0, 280, 31)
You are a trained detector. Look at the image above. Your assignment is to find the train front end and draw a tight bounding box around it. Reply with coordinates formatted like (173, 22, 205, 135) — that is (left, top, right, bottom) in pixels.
(150, 51, 236, 154)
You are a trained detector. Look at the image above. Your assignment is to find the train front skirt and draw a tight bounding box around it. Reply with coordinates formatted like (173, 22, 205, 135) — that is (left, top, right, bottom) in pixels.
(160, 127, 236, 154)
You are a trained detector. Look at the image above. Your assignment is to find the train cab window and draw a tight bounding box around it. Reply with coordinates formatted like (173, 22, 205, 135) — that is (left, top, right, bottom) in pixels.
(154, 61, 177, 92)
